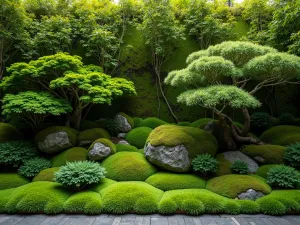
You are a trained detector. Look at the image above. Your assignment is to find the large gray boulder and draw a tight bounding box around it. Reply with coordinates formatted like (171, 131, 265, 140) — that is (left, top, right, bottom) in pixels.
(223, 151, 259, 173)
(115, 113, 133, 133)
(145, 143, 190, 172)
(237, 189, 265, 201)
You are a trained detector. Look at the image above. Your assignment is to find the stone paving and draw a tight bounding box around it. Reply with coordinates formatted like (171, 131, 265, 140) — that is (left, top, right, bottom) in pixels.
(0, 214, 300, 225)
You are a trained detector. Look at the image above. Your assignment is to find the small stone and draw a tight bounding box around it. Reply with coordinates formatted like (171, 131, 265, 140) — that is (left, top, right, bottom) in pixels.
(238, 189, 265, 200)
(115, 114, 132, 132)
(223, 151, 259, 173)
(88, 143, 112, 161)
(117, 133, 127, 139)
(118, 140, 129, 145)
(38, 131, 72, 153)
(253, 156, 265, 163)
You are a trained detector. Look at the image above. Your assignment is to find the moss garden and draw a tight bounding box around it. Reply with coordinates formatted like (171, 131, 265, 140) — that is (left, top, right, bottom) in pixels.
(1, 0, 300, 217)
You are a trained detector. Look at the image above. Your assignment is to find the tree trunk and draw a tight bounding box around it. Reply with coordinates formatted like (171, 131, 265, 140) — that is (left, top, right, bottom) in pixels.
(71, 108, 82, 131)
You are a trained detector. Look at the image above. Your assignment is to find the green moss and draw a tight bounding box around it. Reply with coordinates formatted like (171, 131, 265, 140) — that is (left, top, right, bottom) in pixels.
(147, 125, 218, 158)
(78, 128, 110, 146)
(33, 167, 60, 182)
(241, 145, 286, 164)
(0, 173, 29, 190)
(145, 172, 206, 191)
(125, 127, 153, 148)
(89, 178, 117, 193)
(260, 125, 300, 146)
(256, 198, 286, 215)
(233, 18, 249, 39)
(206, 174, 272, 198)
(223, 200, 241, 215)
(64, 191, 102, 214)
(100, 181, 163, 214)
(5, 181, 71, 214)
(177, 122, 191, 126)
(133, 117, 144, 128)
(190, 118, 214, 127)
(51, 147, 88, 167)
(256, 164, 279, 179)
(88, 138, 116, 161)
(238, 200, 260, 214)
(118, 112, 134, 128)
(141, 117, 168, 129)
(0, 123, 23, 143)
(116, 144, 139, 152)
(215, 153, 232, 176)
(0, 188, 15, 213)
(101, 152, 157, 181)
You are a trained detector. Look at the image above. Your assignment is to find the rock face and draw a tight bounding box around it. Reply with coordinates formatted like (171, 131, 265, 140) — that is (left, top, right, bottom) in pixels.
(223, 151, 259, 173)
(118, 140, 129, 145)
(88, 143, 112, 161)
(144, 143, 190, 172)
(237, 189, 265, 200)
(38, 131, 72, 154)
(115, 114, 132, 132)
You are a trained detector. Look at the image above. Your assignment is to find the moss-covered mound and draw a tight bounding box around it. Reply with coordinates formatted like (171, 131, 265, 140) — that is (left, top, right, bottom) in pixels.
(260, 125, 300, 146)
(0, 173, 29, 190)
(206, 174, 272, 198)
(0, 123, 23, 143)
(33, 167, 60, 182)
(4, 181, 70, 214)
(51, 147, 88, 167)
(125, 127, 153, 148)
(145, 172, 206, 191)
(101, 152, 157, 181)
(215, 153, 232, 176)
(190, 118, 214, 127)
(256, 164, 278, 179)
(241, 145, 286, 164)
(35, 126, 78, 153)
(88, 138, 116, 161)
(100, 181, 163, 214)
(77, 128, 110, 147)
(177, 122, 191, 126)
(133, 117, 144, 128)
(0, 188, 15, 213)
(141, 117, 168, 129)
(64, 191, 102, 214)
(116, 144, 139, 152)
(89, 178, 117, 193)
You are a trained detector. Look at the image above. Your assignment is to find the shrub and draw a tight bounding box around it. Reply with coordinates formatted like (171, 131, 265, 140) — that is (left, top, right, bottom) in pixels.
(206, 174, 272, 198)
(250, 112, 272, 134)
(145, 172, 206, 191)
(192, 154, 219, 175)
(5, 181, 71, 214)
(101, 181, 163, 214)
(256, 164, 278, 179)
(230, 160, 249, 174)
(104, 119, 119, 136)
(0, 123, 23, 143)
(64, 191, 102, 214)
(256, 198, 286, 215)
(279, 113, 295, 125)
(284, 142, 300, 168)
(55, 161, 106, 191)
(33, 167, 60, 182)
(51, 147, 88, 167)
(0, 173, 29, 190)
(116, 144, 139, 152)
(125, 127, 153, 148)
(141, 117, 168, 129)
(77, 128, 110, 146)
(18, 158, 51, 178)
(241, 145, 286, 164)
(101, 152, 157, 181)
(238, 200, 260, 214)
(266, 165, 300, 188)
(0, 141, 37, 168)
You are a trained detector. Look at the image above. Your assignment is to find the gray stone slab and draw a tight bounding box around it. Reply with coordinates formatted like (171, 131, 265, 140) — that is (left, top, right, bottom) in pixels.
(92, 217, 114, 225)
(267, 218, 292, 225)
(249, 218, 270, 225)
(283, 216, 300, 225)
(142, 217, 150, 225)
(199, 218, 217, 225)
(151, 217, 168, 225)
(234, 217, 250, 225)
(112, 217, 121, 225)
(68, 217, 96, 225)
(15, 215, 46, 225)
(0, 216, 24, 225)
(259, 218, 275, 225)
(168, 217, 178, 225)
(214, 218, 235, 225)
(134, 216, 143, 225)
(192, 218, 202, 225)
(176, 217, 186, 225)
(39, 215, 65, 225)
(0, 215, 10, 223)
(185, 217, 195, 225)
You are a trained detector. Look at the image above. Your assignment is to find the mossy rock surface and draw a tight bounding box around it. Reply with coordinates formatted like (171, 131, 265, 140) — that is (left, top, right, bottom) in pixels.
(256, 164, 279, 179)
(145, 172, 206, 191)
(33, 167, 60, 182)
(141, 117, 168, 129)
(190, 118, 214, 127)
(0, 123, 23, 143)
(241, 145, 286, 164)
(35, 126, 78, 153)
(125, 127, 153, 149)
(115, 112, 134, 132)
(206, 174, 272, 199)
(88, 138, 116, 161)
(260, 125, 300, 146)
(100, 181, 163, 214)
(0, 173, 29, 190)
(78, 128, 110, 147)
(89, 178, 117, 193)
(116, 144, 139, 152)
(215, 153, 232, 176)
(101, 152, 157, 181)
(133, 117, 144, 128)
(51, 147, 88, 167)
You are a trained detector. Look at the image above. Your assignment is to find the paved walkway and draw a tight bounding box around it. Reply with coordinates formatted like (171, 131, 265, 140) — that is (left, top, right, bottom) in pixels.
(0, 214, 300, 225)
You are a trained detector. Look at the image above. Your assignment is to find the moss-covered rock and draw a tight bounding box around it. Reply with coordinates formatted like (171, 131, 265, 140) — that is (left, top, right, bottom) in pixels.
(101, 152, 157, 181)
(77, 128, 110, 147)
(145, 172, 206, 191)
(0, 123, 23, 143)
(141, 117, 168, 129)
(177, 122, 191, 126)
(206, 174, 272, 199)
(145, 125, 218, 172)
(190, 118, 214, 127)
(51, 147, 88, 167)
(115, 112, 134, 132)
(215, 153, 232, 176)
(0, 173, 29, 190)
(35, 126, 78, 153)
(88, 138, 116, 161)
(125, 127, 153, 149)
(33, 167, 60, 182)
(241, 145, 286, 164)
(256, 164, 278, 179)
(260, 125, 300, 146)
(89, 178, 117, 193)
(116, 143, 139, 152)
(133, 117, 144, 128)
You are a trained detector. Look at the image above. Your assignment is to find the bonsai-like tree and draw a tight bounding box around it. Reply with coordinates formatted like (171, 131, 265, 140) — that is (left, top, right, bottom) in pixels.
(165, 41, 300, 149)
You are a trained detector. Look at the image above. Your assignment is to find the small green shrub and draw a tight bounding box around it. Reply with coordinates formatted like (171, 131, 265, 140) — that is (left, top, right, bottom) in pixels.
(284, 142, 300, 168)
(33, 167, 60, 182)
(141, 117, 168, 129)
(192, 154, 219, 175)
(51, 147, 88, 167)
(0, 141, 37, 168)
(18, 158, 51, 178)
(125, 127, 153, 148)
(145, 172, 206, 191)
(250, 112, 272, 134)
(0, 173, 29, 190)
(230, 160, 249, 174)
(116, 144, 139, 152)
(266, 165, 300, 188)
(238, 200, 260, 214)
(279, 113, 295, 125)
(55, 161, 106, 191)
(256, 164, 278, 178)
(256, 198, 286, 215)
(64, 191, 102, 214)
